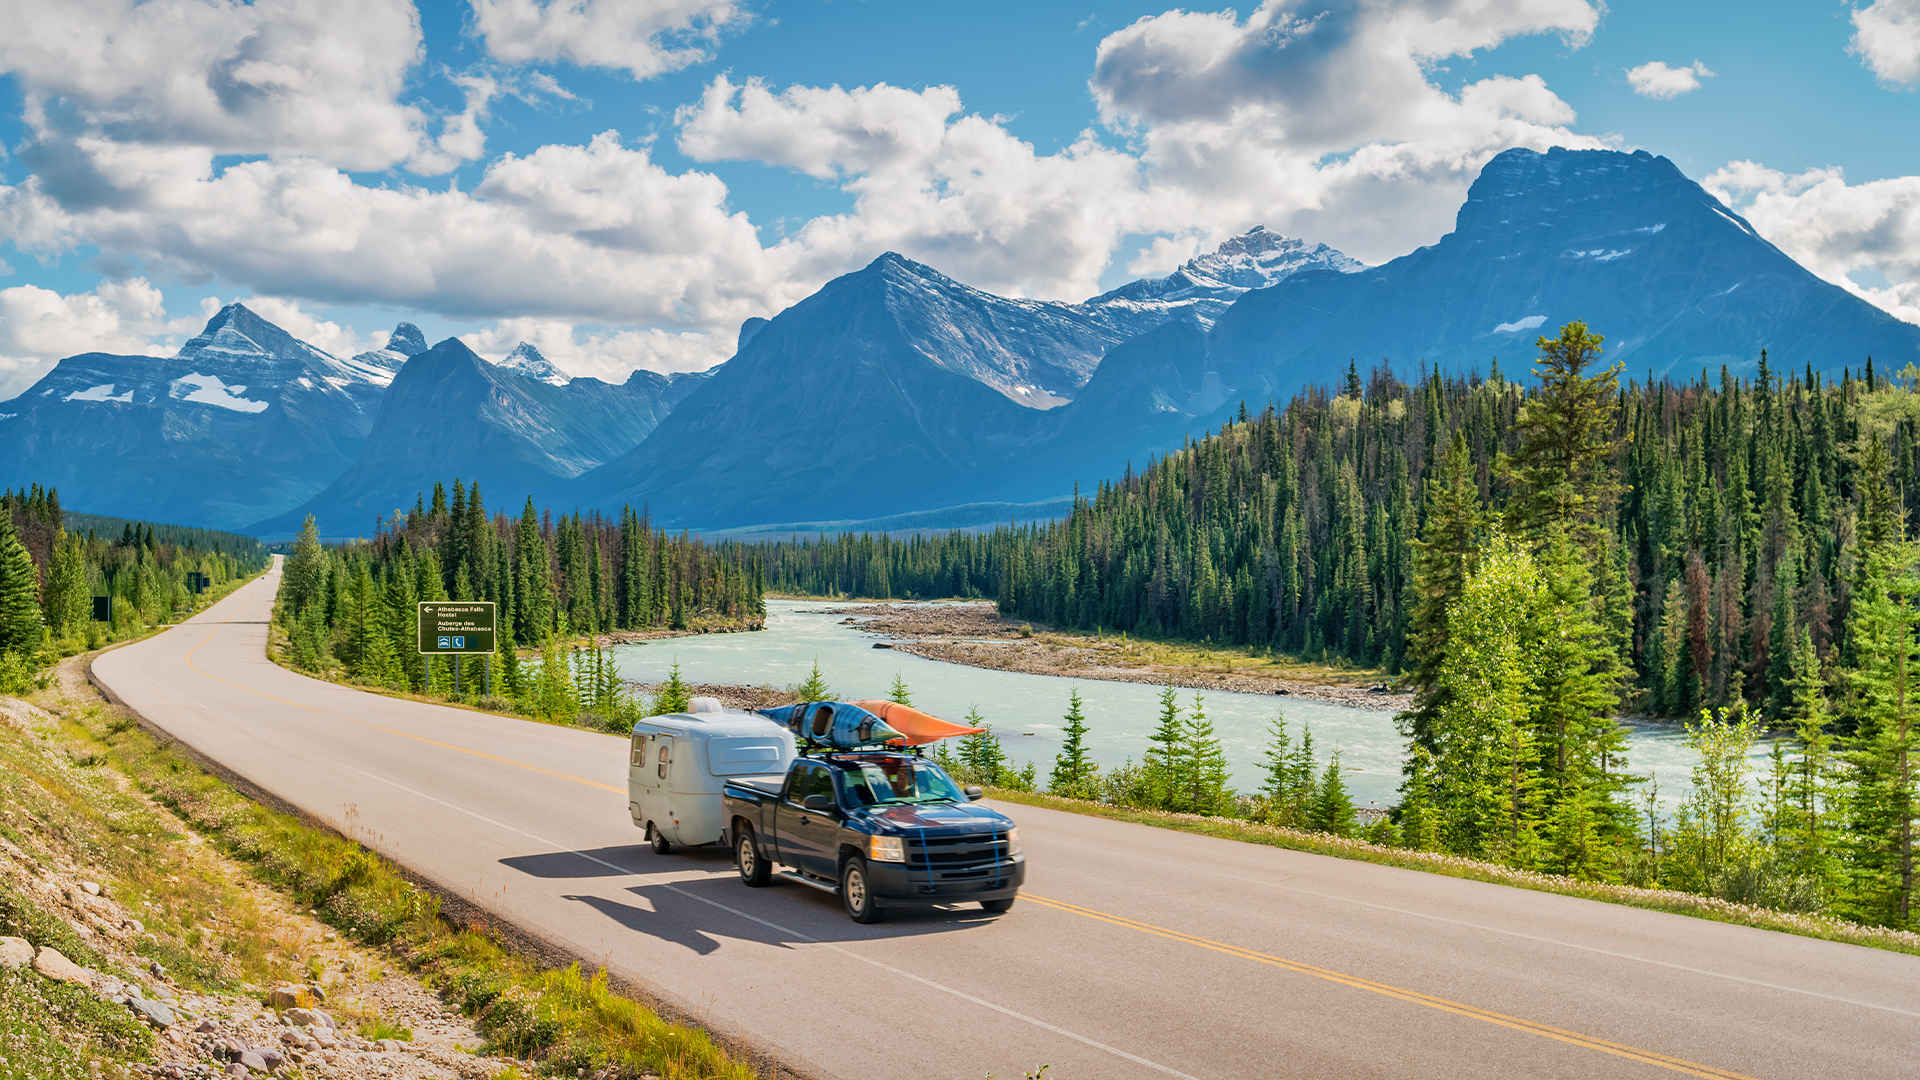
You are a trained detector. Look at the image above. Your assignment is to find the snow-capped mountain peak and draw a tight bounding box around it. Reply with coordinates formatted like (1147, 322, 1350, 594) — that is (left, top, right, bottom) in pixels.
(498, 342, 570, 386)
(349, 321, 431, 378)
(1086, 227, 1365, 327)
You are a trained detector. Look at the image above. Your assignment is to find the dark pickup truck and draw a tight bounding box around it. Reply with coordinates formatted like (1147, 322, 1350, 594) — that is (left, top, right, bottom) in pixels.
(721, 750, 1024, 922)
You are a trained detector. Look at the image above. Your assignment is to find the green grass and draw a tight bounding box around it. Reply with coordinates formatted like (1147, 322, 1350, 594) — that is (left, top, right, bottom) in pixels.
(356, 1018, 413, 1042)
(986, 787, 1920, 956)
(41, 678, 761, 1080)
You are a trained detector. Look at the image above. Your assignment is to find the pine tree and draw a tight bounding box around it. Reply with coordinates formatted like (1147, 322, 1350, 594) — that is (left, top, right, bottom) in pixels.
(0, 509, 43, 657)
(284, 515, 326, 618)
(1179, 693, 1233, 815)
(652, 658, 693, 716)
(888, 671, 913, 706)
(957, 706, 1007, 786)
(1142, 682, 1186, 809)
(1050, 688, 1098, 799)
(1397, 745, 1438, 850)
(1400, 434, 1481, 754)
(794, 661, 831, 703)
(1837, 535, 1920, 928)
(1782, 626, 1843, 897)
(1311, 752, 1357, 836)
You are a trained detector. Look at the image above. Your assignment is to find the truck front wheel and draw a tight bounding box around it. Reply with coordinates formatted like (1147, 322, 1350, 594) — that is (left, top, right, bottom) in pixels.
(980, 897, 1015, 913)
(841, 856, 882, 924)
(736, 828, 771, 887)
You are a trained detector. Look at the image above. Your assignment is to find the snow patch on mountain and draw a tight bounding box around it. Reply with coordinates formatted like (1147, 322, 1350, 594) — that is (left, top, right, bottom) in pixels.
(65, 383, 133, 403)
(170, 373, 270, 413)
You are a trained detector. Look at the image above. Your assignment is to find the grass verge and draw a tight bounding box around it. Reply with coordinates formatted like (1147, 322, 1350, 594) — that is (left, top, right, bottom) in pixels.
(31, 676, 761, 1080)
(986, 787, 1920, 957)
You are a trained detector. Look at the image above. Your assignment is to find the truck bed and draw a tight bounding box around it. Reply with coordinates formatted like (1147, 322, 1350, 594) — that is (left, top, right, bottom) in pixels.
(725, 775, 785, 797)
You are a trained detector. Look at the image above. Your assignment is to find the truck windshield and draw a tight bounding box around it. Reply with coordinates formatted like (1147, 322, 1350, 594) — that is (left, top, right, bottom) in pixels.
(841, 760, 967, 806)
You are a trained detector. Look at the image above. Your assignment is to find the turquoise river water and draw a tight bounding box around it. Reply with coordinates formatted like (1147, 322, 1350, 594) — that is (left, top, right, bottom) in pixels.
(613, 600, 1766, 810)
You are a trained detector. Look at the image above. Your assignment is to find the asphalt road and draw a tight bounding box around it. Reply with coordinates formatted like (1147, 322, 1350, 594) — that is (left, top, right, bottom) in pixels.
(91, 560, 1920, 1080)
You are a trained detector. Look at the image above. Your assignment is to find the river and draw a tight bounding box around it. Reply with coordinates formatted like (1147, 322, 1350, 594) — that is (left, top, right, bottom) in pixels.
(613, 600, 1753, 810)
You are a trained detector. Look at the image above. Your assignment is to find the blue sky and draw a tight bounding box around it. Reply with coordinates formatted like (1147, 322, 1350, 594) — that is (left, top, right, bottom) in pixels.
(1, 0, 1916, 396)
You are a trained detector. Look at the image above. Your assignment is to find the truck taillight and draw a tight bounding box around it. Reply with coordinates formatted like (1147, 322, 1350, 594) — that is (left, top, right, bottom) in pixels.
(869, 835, 906, 863)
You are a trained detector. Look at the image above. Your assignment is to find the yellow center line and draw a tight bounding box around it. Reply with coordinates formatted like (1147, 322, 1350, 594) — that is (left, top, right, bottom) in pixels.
(1021, 894, 1762, 1080)
(178, 619, 624, 794)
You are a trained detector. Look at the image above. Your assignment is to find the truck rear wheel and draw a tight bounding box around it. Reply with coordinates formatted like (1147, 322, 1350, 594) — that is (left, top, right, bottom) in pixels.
(648, 825, 671, 855)
(841, 856, 882, 923)
(736, 828, 771, 887)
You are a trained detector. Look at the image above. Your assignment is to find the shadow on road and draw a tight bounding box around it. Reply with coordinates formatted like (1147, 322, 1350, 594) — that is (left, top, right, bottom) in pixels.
(559, 890, 748, 955)
(518, 847, 1007, 950)
(502, 845, 732, 878)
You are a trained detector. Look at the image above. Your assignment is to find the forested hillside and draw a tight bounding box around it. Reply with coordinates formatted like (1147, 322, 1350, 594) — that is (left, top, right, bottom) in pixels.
(768, 323, 1920, 928)
(275, 481, 765, 698)
(760, 344, 1917, 723)
(0, 484, 270, 689)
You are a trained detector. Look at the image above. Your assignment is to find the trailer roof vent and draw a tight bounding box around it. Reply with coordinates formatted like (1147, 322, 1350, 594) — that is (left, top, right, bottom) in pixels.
(689, 696, 725, 714)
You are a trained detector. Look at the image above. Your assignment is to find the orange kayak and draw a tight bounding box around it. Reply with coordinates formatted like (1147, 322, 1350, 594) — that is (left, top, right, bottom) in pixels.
(848, 700, 987, 746)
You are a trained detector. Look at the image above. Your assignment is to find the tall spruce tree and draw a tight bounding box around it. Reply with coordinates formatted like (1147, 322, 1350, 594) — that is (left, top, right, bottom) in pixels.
(1050, 688, 1098, 799)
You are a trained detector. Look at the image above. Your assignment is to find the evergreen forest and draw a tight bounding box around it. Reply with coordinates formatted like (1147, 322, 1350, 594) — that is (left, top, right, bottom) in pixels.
(0, 483, 270, 690)
(780, 323, 1920, 930)
(274, 481, 765, 719)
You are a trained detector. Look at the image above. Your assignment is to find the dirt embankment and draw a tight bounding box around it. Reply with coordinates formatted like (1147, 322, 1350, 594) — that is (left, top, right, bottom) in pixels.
(813, 602, 1414, 712)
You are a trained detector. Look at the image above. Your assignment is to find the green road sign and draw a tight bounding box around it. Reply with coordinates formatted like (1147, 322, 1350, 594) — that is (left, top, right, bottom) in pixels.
(417, 601, 497, 655)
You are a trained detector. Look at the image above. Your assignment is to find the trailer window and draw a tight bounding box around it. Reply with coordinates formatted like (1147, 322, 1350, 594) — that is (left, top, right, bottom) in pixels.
(631, 745, 646, 768)
(710, 741, 786, 777)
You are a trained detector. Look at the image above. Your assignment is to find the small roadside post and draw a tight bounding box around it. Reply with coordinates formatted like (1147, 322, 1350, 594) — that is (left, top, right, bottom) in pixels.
(417, 601, 497, 698)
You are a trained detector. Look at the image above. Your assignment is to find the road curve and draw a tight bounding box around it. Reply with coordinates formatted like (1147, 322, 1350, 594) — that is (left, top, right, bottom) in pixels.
(92, 561, 1920, 1080)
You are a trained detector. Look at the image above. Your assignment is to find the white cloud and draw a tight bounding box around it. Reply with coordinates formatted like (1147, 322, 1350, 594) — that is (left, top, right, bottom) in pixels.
(0, 277, 199, 399)
(0, 131, 801, 329)
(469, 0, 745, 80)
(0, 0, 486, 176)
(679, 77, 1149, 300)
(462, 319, 735, 381)
(1852, 0, 1920, 85)
(1084, 0, 1607, 264)
(1706, 161, 1920, 325)
(0, 0, 1619, 385)
(1625, 60, 1715, 99)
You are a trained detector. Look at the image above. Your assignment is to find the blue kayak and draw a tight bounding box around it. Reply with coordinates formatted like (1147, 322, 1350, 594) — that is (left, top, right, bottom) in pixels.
(757, 701, 907, 749)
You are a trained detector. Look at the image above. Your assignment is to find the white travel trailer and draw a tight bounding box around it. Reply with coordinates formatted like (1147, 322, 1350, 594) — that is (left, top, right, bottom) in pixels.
(628, 697, 796, 853)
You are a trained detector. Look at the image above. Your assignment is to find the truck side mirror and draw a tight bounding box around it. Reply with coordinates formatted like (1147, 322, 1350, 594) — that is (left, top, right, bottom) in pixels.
(802, 794, 835, 813)
(964, 786, 983, 801)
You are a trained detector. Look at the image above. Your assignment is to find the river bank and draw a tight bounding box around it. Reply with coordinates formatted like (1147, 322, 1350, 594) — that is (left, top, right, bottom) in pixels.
(815, 601, 1416, 713)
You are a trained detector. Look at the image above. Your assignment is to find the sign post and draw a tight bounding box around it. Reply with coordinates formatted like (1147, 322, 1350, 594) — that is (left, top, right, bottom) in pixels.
(417, 601, 497, 699)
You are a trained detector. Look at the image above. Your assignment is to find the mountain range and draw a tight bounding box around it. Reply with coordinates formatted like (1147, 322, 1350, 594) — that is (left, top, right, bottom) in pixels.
(4, 146, 1916, 536)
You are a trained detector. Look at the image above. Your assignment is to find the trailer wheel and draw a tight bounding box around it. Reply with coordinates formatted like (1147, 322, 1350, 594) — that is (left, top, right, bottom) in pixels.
(841, 856, 882, 924)
(648, 824, 671, 855)
(736, 828, 771, 887)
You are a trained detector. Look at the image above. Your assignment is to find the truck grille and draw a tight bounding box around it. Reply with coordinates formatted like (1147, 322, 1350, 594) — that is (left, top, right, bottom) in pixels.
(908, 831, 1015, 880)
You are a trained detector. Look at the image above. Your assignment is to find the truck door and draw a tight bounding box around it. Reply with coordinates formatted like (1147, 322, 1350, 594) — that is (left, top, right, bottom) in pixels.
(775, 762, 837, 878)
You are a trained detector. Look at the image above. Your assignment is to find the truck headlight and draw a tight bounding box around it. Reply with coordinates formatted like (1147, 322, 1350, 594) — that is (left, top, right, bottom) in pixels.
(869, 835, 907, 863)
(1005, 828, 1021, 856)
